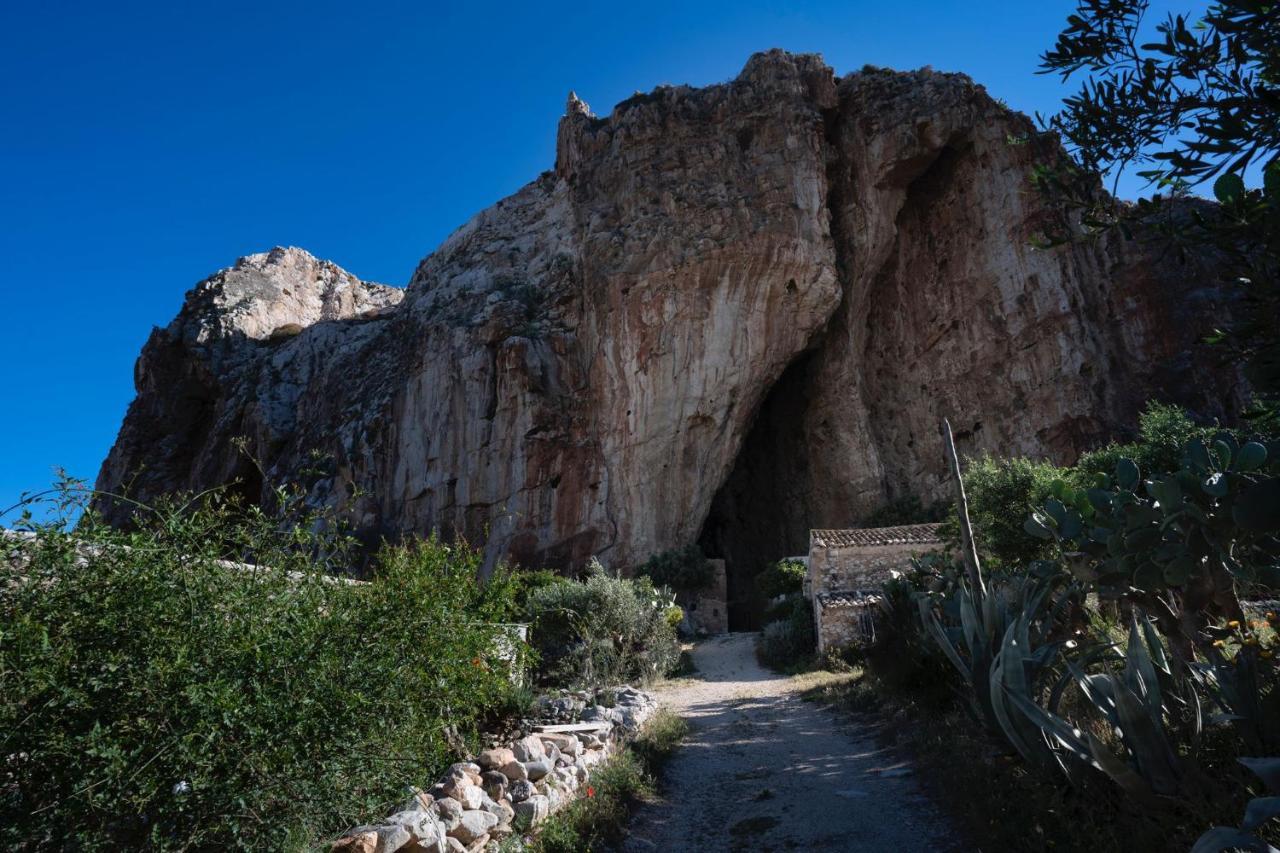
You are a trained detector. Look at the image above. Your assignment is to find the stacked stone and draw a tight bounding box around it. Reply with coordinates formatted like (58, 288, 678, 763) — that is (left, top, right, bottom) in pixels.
(330, 689, 658, 852)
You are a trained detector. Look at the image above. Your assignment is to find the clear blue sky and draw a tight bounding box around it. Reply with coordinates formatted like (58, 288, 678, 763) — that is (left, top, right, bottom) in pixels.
(0, 0, 1204, 516)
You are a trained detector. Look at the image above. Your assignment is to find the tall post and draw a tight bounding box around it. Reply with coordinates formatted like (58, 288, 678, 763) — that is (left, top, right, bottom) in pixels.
(942, 418, 986, 599)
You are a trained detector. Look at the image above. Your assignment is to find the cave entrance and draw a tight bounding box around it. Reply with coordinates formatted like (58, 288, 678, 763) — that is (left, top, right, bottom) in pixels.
(698, 352, 817, 631)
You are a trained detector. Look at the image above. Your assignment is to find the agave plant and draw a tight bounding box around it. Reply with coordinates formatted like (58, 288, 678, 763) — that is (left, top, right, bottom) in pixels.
(1005, 613, 1203, 804)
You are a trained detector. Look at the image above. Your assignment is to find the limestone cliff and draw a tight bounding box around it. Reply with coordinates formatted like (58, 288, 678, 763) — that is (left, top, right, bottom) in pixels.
(97, 51, 1242, 600)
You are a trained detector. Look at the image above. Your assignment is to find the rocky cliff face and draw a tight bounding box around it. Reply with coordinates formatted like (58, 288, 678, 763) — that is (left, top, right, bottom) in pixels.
(98, 51, 1241, 601)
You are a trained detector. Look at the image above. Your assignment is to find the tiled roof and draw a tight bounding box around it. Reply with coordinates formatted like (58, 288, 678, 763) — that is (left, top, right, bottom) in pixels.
(817, 590, 884, 608)
(810, 523, 943, 549)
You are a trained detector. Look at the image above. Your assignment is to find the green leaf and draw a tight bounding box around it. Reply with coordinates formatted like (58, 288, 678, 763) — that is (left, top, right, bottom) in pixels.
(1242, 796, 1280, 832)
(1116, 459, 1140, 491)
(1190, 826, 1274, 853)
(1213, 172, 1245, 203)
(1024, 513, 1055, 540)
(1241, 757, 1280, 795)
(1264, 161, 1280, 200)
(1203, 473, 1229, 498)
(1236, 442, 1268, 472)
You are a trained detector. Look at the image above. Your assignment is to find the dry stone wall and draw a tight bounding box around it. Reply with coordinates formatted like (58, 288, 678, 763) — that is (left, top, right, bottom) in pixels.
(330, 688, 657, 853)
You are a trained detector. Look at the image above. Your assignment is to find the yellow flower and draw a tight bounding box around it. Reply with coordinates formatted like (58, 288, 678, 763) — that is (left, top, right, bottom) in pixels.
(1228, 620, 1241, 629)
(1213, 639, 1226, 648)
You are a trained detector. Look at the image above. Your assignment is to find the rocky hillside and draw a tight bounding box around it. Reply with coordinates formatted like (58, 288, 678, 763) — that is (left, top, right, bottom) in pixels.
(97, 50, 1241, 588)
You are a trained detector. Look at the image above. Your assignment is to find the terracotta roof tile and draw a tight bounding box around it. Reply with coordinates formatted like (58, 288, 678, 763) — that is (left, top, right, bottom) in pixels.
(810, 523, 942, 549)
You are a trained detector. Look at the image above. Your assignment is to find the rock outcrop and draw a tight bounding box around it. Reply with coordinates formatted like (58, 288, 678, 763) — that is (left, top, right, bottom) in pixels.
(97, 51, 1242, 602)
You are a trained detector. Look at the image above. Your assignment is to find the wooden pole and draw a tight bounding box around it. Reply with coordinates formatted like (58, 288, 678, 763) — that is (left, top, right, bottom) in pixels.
(942, 418, 986, 599)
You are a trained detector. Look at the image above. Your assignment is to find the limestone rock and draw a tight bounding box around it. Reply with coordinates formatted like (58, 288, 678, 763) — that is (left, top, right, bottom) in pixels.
(97, 51, 1245, 603)
(448, 810, 498, 845)
(477, 748, 515, 771)
(499, 759, 528, 783)
(513, 794, 551, 827)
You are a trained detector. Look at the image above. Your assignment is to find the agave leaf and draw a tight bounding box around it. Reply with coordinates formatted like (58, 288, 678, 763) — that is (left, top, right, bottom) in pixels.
(1112, 678, 1183, 797)
(918, 595, 969, 682)
(1004, 687, 1096, 769)
(1189, 826, 1277, 853)
(1084, 729, 1164, 808)
(989, 628, 1043, 766)
(1124, 616, 1164, 726)
(1241, 758, 1280, 795)
(1242, 796, 1280, 832)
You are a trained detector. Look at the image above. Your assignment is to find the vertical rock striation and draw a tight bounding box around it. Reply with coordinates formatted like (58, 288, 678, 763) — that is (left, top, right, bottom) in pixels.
(97, 51, 1242, 584)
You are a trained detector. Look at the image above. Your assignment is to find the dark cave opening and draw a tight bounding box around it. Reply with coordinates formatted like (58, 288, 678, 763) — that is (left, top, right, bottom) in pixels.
(698, 352, 818, 631)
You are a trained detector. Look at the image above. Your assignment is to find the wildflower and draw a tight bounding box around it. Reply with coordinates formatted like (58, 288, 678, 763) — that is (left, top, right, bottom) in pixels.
(587, 786, 595, 798)
(1213, 639, 1225, 648)
(1228, 620, 1241, 629)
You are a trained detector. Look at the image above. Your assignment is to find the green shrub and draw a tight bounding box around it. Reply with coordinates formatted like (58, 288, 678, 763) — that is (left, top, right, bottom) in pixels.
(960, 454, 1075, 568)
(635, 544, 713, 591)
(1075, 402, 1223, 479)
(526, 561, 681, 688)
(0, 485, 524, 851)
(755, 558, 806, 600)
(756, 594, 815, 671)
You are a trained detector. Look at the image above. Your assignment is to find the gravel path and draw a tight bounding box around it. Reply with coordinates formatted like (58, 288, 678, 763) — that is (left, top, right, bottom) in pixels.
(623, 633, 963, 852)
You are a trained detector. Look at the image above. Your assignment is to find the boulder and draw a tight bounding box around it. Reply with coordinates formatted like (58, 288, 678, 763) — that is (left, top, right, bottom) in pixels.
(523, 758, 553, 781)
(499, 759, 528, 782)
(513, 794, 551, 828)
(477, 747, 516, 771)
(511, 735, 546, 763)
(508, 780, 536, 803)
(448, 809, 498, 845)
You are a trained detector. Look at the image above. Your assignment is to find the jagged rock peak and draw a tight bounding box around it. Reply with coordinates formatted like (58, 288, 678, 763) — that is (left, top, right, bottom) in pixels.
(173, 246, 404, 343)
(565, 90, 593, 117)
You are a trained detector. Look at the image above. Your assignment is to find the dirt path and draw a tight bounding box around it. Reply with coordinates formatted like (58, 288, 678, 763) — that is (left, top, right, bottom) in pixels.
(623, 633, 963, 852)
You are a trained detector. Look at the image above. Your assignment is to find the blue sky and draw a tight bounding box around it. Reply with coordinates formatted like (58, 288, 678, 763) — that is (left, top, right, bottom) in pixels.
(0, 0, 1205, 515)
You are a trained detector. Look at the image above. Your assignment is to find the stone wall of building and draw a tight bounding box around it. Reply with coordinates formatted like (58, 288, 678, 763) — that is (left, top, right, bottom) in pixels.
(678, 558, 728, 636)
(808, 541, 935, 597)
(814, 592, 882, 654)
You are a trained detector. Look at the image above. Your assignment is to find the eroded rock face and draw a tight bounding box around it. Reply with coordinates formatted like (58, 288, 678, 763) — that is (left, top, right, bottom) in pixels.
(97, 51, 1242, 581)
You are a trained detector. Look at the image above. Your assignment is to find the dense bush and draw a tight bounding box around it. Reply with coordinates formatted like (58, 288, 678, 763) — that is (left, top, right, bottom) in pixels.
(754, 558, 806, 600)
(1074, 402, 1227, 480)
(756, 594, 815, 671)
(526, 560, 682, 689)
(0, 484, 526, 851)
(635, 544, 713, 591)
(960, 454, 1072, 569)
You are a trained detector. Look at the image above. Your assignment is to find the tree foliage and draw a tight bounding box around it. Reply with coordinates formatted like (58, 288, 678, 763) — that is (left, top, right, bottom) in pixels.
(1037, 0, 1280, 410)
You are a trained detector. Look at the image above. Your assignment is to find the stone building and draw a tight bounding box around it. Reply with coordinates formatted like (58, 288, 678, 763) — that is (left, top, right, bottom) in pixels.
(806, 524, 942, 654)
(678, 558, 729, 636)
